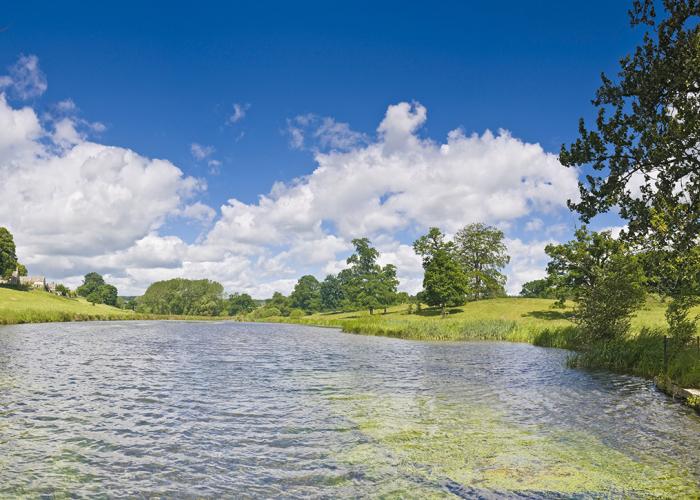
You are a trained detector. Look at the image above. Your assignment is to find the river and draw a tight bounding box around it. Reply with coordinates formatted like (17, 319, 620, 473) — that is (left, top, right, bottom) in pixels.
(1, 321, 699, 498)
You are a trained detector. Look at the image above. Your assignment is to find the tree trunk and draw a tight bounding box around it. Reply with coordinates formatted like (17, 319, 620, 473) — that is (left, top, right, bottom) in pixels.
(369, 307, 374, 315)
(441, 304, 446, 318)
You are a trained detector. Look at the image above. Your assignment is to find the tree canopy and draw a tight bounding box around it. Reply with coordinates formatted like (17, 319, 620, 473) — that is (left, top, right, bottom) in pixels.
(289, 275, 321, 313)
(413, 227, 469, 316)
(454, 223, 510, 300)
(0, 227, 18, 279)
(76, 273, 118, 306)
(560, 0, 700, 340)
(137, 278, 224, 316)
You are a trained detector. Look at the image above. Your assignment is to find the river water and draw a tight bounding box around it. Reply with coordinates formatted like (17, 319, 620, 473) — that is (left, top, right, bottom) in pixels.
(0, 321, 699, 498)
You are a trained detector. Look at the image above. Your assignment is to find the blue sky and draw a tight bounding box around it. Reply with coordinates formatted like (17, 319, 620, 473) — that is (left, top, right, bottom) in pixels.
(0, 2, 639, 296)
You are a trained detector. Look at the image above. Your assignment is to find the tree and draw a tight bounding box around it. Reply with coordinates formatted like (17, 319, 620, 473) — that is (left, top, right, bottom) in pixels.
(289, 275, 321, 313)
(344, 238, 395, 314)
(320, 274, 345, 311)
(54, 284, 70, 297)
(137, 278, 224, 315)
(519, 278, 555, 298)
(545, 227, 646, 341)
(76, 272, 106, 297)
(0, 227, 18, 279)
(268, 292, 291, 316)
(413, 227, 470, 317)
(227, 292, 256, 316)
(559, 0, 700, 341)
(377, 264, 399, 313)
(454, 223, 510, 300)
(97, 284, 118, 306)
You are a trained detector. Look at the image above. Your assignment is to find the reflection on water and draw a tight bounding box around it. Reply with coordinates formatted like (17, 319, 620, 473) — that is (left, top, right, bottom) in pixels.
(0, 321, 698, 497)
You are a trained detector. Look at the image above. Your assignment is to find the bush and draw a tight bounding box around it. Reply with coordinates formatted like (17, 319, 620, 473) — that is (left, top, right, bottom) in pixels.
(251, 306, 282, 319)
(288, 308, 306, 319)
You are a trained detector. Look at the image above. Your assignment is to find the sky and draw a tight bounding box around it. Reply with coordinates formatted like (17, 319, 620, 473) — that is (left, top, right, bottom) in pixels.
(0, 1, 640, 297)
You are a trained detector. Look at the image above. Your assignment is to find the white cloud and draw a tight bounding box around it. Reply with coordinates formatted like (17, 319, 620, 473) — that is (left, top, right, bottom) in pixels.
(505, 238, 556, 295)
(286, 114, 367, 152)
(1, 90, 581, 297)
(190, 142, 215, 160)
(0, 54, 47, 100)
(228, 103, 249, 124)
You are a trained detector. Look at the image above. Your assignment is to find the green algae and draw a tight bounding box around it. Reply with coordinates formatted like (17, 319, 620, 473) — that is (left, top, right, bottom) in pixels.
(327, 392, 699, 497)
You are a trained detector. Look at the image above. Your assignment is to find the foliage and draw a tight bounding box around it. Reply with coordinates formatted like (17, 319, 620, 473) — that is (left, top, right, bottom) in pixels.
(413, 227, 469, 317)
(16, 263, 27, 277)
(268, 292, 291, 316)
(343, 238, 398, 314)
(559, 0, 700, 342)
(545, 227, 646, 341)
(76, 273, 118, 306)
(137, 278, 225, 316)
(454, 223, 510, 299)
(54, 284, 70, 297)
(289, 275, 321, 313)
(227, 292, 256, 316)
(0, 227, 18, 279)
(76, 272, 106, 297)
(320, 274, 345, 311)
(519, 278, 554, 298)
(250, 305, 282, 319)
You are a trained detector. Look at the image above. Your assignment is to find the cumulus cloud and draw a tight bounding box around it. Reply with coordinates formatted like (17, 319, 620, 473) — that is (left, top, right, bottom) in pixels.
(1, 87, 581, 296)
(0, 94, 205, 288)
(0, 54, 48, 100)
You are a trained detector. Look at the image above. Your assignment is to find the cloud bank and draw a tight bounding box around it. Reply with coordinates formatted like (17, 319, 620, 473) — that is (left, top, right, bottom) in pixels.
(0, 57, 579, 296)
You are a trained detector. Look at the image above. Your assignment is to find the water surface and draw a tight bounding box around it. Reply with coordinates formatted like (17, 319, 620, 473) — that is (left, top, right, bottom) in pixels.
(1, 321, 699, 498)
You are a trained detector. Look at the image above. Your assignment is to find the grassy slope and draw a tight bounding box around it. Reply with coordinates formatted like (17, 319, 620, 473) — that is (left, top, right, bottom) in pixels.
(264, 297, 700, 389)
(0, 287, 138, 324)
(0, 287, 231, 324)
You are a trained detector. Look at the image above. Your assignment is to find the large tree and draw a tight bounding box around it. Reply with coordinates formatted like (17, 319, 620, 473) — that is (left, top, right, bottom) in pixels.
(454, 223, 510, 300)
(0, 227, 18, 279)
(137, 278, 223, 316)
(76, 272, 106, 297)
(289, 275, 322, 313)
(545, 227, 646, 341)
(414, 227, 470, 317)
(344, 238, 397, 314)
(227, 292, 257, 316)
(320, 274, 345, 311)
(560, 0, 700, 340)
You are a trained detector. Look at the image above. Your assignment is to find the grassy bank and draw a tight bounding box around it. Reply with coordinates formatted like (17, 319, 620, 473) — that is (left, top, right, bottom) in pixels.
(0, 287, 233, 325)
(260, 297, 700, 389)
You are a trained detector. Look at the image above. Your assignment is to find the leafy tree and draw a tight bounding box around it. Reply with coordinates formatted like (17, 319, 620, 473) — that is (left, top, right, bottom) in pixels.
(519, 278, 555, 298)
(289, 275, 321, 313)
(344, 238, 397, 314)
(320, 274, 345, 311)
(268, 292, 291, 316)
(0, 227, 18, 279)
(227, 292, 256, 316)
(545, 227, 646, 341)
(17, 263, 27, 277)
(97, 284, 118, 306)
(378, 264, 399, 313)
(413, 227, 470, 317)
(76, 272, 106, 297)
(559, 0, 700, 341)
(54, 284, 70, 297)
(137, 278, 224, 316)
(454, 223, 510, 300)
(251, 305, 282, 319)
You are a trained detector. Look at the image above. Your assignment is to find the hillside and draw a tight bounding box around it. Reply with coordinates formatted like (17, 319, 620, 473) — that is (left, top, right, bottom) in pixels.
(0, 287, 137, 324)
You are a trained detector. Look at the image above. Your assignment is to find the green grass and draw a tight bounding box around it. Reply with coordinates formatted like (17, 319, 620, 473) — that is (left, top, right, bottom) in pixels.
(259, 297, 700, 389)
(0, 287, 232, 324)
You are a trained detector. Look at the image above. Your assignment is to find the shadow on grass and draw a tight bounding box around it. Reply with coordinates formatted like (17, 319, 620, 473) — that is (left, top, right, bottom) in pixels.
(415, 307, 464, 317)
(522, 309, 574, 321)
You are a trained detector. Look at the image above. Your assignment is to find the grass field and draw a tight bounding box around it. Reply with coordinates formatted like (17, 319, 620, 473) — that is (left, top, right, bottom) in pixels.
(0, 287, 227, 324)
(261, 297, 700, 389)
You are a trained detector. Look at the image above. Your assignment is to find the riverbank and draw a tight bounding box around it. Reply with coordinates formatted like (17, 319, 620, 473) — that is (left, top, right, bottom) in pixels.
(0, 287, 233, 324)
(259, 297, 700, 391)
